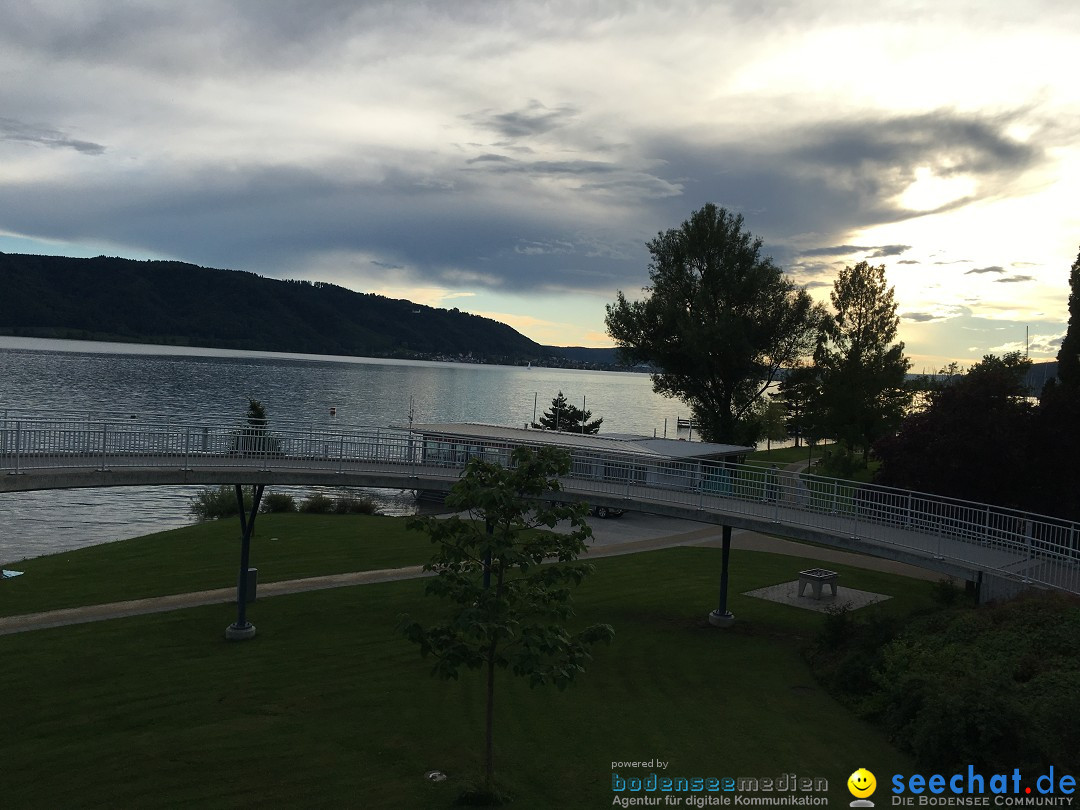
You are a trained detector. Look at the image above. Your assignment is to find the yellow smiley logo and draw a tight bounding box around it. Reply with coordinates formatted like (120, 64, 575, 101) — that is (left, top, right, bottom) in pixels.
(848, 768, 877, 799)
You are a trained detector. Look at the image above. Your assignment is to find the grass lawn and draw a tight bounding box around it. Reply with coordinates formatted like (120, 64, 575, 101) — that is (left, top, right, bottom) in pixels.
(0, 522, 936, 808)
(746, 444, 822, 466)
(0, 514, 434, 617)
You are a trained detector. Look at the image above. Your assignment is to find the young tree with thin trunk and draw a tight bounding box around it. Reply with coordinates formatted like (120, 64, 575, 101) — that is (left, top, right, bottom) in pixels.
(400, 446, 613, 802)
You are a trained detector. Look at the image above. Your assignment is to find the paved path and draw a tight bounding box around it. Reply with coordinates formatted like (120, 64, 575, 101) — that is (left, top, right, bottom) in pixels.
(0, 510, 938, 637)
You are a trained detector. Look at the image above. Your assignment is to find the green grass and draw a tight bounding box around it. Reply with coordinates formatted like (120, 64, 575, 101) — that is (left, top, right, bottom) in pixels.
(0, 532, 937, 808)
(0, 514, 434, 616)
(746, 444, 822, 465)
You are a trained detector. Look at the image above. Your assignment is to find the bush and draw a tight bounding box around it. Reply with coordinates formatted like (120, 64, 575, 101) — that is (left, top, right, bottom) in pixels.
(807, 603, 900, 705)
(261, 493, 298, 513)
(299, 494, 335, 514)
(930, 576, 964, 607)
(808, 592, 1080, 772)
(333, 496, 378, 515)
(190, 486, 250, 521)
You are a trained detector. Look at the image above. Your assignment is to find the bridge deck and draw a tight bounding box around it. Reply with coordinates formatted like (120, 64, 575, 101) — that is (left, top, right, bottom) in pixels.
(4, 445, 1077, 596)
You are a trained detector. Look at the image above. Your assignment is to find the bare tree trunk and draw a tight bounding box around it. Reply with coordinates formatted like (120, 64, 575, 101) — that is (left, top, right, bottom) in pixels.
(484, 566, 505, 795)
(485, 644, 496, 793)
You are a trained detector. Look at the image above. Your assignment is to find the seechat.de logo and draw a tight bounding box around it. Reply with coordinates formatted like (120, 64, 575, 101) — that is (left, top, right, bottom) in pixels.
(849, 768, 878, 807)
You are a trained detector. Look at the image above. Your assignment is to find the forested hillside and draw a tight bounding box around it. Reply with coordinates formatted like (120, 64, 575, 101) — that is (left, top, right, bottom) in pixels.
(0, 253, 543, 361)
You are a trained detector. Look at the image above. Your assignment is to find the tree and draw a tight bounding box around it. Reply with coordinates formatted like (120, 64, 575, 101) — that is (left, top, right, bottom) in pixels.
(874, 352, 1034, 506)
(1056, 247, 1080, 388)
(605, 203, 826, 445)
(1031, 247, 1080, 519)
(400, 446, 614, 801)
(532, 391, 603, 434)
(777, 364, 825, 449)
(813, 262, 910, 469)
(758, 394, 790, 452)
(230, 397, 282, 455)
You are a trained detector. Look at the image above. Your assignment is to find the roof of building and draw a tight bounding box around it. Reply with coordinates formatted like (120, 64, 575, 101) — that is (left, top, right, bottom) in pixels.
(404, 422, 751, 460)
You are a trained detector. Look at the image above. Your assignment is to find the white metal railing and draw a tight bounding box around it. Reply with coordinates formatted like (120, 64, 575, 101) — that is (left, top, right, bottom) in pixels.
(1, 414, 1078, 594)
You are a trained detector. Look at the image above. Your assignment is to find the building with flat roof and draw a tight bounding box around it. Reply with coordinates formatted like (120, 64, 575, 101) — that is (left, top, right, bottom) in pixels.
(403, 423, 753, 496)
(405, 422, 751, 461)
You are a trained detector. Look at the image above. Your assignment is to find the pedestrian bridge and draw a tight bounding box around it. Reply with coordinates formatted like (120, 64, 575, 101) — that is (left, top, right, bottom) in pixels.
(2, 412, 1077, 598)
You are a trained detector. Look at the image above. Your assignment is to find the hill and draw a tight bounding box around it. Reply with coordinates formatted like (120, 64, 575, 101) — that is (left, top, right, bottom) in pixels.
(0, 253, 548, 363)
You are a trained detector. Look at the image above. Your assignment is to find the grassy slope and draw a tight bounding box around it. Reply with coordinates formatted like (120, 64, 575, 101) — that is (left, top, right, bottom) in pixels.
(0, 519, 933, 807)
(0, 514, 432, 616)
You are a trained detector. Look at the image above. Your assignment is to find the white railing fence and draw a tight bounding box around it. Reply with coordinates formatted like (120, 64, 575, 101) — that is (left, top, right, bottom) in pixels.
(2, 413, 1078, 594)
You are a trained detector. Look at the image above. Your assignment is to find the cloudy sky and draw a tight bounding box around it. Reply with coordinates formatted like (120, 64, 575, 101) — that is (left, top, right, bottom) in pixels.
(2, 1, 1077, 369)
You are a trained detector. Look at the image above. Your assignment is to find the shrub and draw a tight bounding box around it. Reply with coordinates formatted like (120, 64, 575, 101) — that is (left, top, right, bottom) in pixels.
(333, 496, 378, 515)
(809, 592, 1080, 772)
(299, 494, 335, 514)
(930, 576, 963, 607)
(261, 493, 298, 513)
(190, 485, 249, 521)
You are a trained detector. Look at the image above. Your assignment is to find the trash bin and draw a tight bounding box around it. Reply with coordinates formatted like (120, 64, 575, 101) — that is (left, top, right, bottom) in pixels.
(237, 567, 257, 603)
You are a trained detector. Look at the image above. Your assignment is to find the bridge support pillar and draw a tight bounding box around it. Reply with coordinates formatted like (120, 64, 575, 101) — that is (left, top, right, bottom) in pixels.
(708, 524, 735, 628)
(226, 484, 265, 641)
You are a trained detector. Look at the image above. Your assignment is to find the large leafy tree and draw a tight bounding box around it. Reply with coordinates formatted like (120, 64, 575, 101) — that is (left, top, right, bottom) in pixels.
(814, 262, 910, 468)
(532, 391, 603, 434)
(400, 447, 613, 800)
(605, 203, 825, 445)
(874, 352, 1034, 507)
(1031, 246, 1080, 519)
(1056, 247, 1080, 387)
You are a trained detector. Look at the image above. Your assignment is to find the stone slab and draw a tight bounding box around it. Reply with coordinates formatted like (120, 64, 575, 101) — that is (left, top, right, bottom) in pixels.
(744, 580, 891, 612)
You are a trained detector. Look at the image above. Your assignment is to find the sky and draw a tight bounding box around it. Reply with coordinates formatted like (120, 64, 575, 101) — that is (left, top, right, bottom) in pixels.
(1, 1, 1078, 371)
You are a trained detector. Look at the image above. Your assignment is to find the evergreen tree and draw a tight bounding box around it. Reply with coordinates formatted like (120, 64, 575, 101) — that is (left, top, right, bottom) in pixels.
(231, 398, 282, 455)
(532, 391, 602, 434)
(814, 262, 910, 469)
(778, 364, 825, 449)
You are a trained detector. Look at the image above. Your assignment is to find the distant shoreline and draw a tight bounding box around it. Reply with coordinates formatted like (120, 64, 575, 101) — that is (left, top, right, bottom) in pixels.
(0, 334, 645, 374)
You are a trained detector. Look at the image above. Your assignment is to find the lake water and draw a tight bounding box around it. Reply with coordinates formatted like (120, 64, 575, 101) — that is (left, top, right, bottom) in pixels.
(0, 337, 689, 563)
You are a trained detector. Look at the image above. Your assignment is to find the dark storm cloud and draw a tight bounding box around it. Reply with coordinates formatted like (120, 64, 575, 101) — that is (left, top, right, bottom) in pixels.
(794, 111, 1037, 176)
(642, 109, 1044, 270)
(800, 244, 873, 256)
(800, 243, 910, 258)
(898, 260, 920, 265)
(0, 116, 105, 154)
(0, 0, 1054, 305)
(901, 312, 939, 322)
(0, 106, 1049, 300)
(964, 266, 1004, 274)
(868, 245, 912, 258)
(460, 151, 682, 204)
(0, 1, 394, 75)
(995, 275, 1036, 283)
(466, 101, 580, 139)
(0, 158, 643, 294)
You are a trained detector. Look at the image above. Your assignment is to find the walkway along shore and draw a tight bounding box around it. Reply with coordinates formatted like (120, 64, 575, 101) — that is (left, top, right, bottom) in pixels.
(0, 515, 937, 637)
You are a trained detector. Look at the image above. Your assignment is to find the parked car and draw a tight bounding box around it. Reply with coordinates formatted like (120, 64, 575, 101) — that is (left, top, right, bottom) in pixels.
(592, 505, 625, 519)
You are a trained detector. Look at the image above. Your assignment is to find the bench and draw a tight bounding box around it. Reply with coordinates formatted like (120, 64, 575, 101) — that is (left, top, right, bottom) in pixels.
(798, 568, 838, 599)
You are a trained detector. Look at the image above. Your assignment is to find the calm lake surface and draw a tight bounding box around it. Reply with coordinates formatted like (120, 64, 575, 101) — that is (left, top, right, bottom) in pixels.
(0, 337, 688, 563)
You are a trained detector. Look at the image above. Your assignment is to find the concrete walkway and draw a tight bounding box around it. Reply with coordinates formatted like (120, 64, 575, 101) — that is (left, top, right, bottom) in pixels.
(0, 508, 939, 636)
